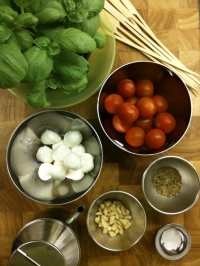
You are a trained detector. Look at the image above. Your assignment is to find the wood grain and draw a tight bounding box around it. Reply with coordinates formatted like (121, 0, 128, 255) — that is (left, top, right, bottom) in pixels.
(0, 0, 200, 265)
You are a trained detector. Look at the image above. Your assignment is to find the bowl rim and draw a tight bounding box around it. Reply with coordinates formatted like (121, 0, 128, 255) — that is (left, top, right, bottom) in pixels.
(97, 60, 193, 156)
(86, 190, 147, 251)
(6, 110, 103, 205)
(142, 155, 200, 215)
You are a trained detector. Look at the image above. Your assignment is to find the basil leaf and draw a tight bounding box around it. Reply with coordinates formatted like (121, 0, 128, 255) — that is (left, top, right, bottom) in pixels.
(69, 14, 100, 38)
(31, 1, 66, 25)
(17, 13, 39, 27)
(13, 0, 34, 10)
(55, 28, 96, 53)
(46, 73, 58, 89)
(4, 33, 20, 49)
(34, 36, 51, 49)
(54, 50, 90, 80)
(0, 24, 12, 43)
(0, 43, 28, 88)
(46, 41, 60, 56)
(28, 0, 54, 13)
(14, 29, 33, 52)
(37, 23, 65, 41)
(58, 75, 88, 93)
(23, 46, 53, 84)
(80, 0, 105, 17)
(66, 8, 88, 23)
(0, 6, 18, 28)
(94, 31, 106, 48)
(27, 80, 51, 108)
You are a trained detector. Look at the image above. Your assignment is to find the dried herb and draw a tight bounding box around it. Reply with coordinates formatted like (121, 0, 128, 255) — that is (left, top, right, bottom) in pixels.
(153, 166, 182, 197)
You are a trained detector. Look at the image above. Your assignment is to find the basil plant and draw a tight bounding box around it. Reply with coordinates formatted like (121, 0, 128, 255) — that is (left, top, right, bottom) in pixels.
(0, 0, 106, 108)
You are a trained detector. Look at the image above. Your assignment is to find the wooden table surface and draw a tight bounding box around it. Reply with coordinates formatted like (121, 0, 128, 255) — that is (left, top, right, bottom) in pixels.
(0, 0, 200, 265)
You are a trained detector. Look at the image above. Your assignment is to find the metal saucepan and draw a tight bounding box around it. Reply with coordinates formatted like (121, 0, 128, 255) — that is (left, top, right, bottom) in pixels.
(8, 206, 84, 266)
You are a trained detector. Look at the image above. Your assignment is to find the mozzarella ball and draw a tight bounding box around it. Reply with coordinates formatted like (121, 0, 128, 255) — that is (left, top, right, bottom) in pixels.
(40, 130, 61, 145)
(64, 152, 81, 170)
(64, 131, 82, 147)
(52, 143, 71, 162)
(66, 169, 84, 181)
(52, 140, 64, 150)
(38, 163, 52, 181)
(80, 153, 94, 173)
(49, 164, 67, 181)
(36, 146, 53, 163)
(71, 144, 86, 156)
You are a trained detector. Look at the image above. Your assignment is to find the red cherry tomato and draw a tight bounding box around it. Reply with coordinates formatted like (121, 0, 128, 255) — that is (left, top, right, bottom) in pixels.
(117, 102, 139, 124)
(136, 97, 157, 118)
(152, 95, 168, 114)
(135, 79, 154, 98)
(104, 94, 124, 114)
(133, 116, 154, 133)
(117, 79, 136, 99)
(125, 96, 139, 105)
(103, 119, 122, 140)
(125, 127, 145, 147)
(112, 115, 132, 133)
(145, 129, 166, 149)
(154, 112, 176, 134)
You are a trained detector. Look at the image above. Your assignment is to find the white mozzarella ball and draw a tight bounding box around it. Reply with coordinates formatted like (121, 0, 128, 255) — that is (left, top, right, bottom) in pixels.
(64, 152, 81, 170)
(80, 153, 94, 173)
(49, 164, 67, 181)
(64, 131, 82, 147)
(66, 169, 84, 181)
(40, 130, 61, 145)
(38, 163, 52, 181)
(71, 144, 86, 156)
(36, 146, 53, 163)
(52, 143, 71, 162)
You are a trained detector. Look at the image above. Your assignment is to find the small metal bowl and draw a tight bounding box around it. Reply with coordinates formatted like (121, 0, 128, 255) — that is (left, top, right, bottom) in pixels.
(97, 61, 192, 156)
(142, 156, 200, 215)
(6, 110, 103, 205)
(86, 191, 146, 251)
(155, 223, 191, 260)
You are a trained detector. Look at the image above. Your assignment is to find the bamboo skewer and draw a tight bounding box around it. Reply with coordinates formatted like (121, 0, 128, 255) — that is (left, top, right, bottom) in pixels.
(104, 1, 199, 76)
(104, 0, 200, 92)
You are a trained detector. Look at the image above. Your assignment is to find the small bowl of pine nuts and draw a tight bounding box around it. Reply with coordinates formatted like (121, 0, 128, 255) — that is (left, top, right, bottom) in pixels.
(86, 190, 147, 251)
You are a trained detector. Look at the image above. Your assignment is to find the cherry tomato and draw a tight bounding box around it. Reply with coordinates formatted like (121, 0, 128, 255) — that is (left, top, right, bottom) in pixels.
(145, 129, 166, 149)
(117, 79, 136, 98)
(136, 97, 157, 118)
(103, 119, 122, 140)
(133, 116, 154, 133)
(154, 112, 176, 134)
(152, 95, 168, 114)
(125, 127, 145, 147)
(125, 96, 139, 105)
(117, 102, 139, 123)
(135, 79, 154, 98)
(112, 115, 132, 133)
(104, 94, 124, 114)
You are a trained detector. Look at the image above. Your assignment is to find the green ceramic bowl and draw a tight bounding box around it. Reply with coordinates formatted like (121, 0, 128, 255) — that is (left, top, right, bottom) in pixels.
(8, 11, 116, 108)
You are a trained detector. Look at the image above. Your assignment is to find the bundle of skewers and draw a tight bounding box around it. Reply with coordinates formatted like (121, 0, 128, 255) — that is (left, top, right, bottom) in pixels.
(104, 0, 200, 94)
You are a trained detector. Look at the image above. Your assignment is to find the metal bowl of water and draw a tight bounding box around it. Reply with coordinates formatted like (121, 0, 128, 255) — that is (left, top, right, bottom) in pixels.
(6, 110, 103, 205)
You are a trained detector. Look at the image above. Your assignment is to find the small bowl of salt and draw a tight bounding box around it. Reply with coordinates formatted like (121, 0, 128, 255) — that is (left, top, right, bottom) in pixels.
(155, 223, 191, 260)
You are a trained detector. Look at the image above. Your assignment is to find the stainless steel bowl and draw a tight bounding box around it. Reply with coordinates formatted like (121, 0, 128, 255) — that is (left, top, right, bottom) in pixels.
(97, 61, 192, 156)
(142, 156, 200, 215)
(6, 110, 103, 205)
(86, 191, 146, 251)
